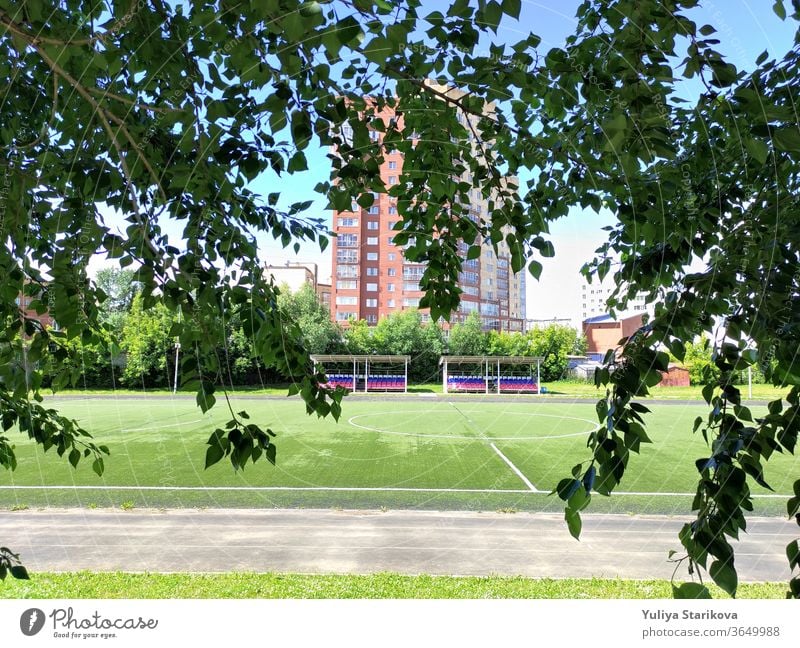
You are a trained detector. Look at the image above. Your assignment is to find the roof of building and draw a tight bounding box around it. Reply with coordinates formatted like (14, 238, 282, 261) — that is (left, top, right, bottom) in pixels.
(311, 354, 410, 363)
(439, 355, 544, 365)
(583, 312, 645, 325)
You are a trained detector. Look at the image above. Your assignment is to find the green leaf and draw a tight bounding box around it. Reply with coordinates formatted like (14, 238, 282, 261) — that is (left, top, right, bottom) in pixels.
(744, 138, 768, 165)
(709, 560, 738, 597)
(335, 16, 364, 46)
(527, 260, 542, 280)
(555, 478, 581, 501)
(205, 443, 224, 469)
(568, 485, 591, 511)
(9, 565, 29, 580)
(773, 128, 800, 153)
(502, 0, 521, 19)
(92, 458, 104, 477)
(363, 36, 392, 64)
(266, 443, 277, 465)
(68, 448, 80, 468)
(773, 0, 786, 19)
(466, 245, 481, 260)
(565, 507, 582, 539)
(672, 582, 712, 599)
(787, 540, 800, 570)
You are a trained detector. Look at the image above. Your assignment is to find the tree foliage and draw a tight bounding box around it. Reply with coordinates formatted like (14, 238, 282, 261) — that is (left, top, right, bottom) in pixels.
(487, 324, 586, 382)
(447, 312, 486, 356)
(276, 284, 342, 355)
(1, 0, 799, 595)
(342, 310, 443, 382)
(120, 292, 177, 387)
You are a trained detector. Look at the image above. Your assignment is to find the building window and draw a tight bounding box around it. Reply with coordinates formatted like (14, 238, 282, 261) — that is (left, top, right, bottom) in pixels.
(367, 221, 379, 230)
(387, 253, 396, 261)
(367, 236, 378, 245)
(336, 280, 357, 290)
(336, 250, 358, 263)
(388, 161, 397, 169)
(404, 281, 420, 292)
(387, 283, 395, 292)
(388, 299, 395, 307)
(366, 267, 378, 276)
(338, 217, 358, 227)
(335, 296, 358, 306)
(366, 283, 378, 292)
(367, 252, 378, 261)
(366, 298, 378, 308)
(368, 206, 379, 215)
(387, 237, 394, 245)
(369, 130, 380, 141)
(337, 233, 358, 247)
(403, 297, 420, 307)
(337, 265, 358, 278)
(388, 206, 397, 215)
(366, 314, 378, 324)
(387, 268, 396, 276)
(388, 176, 397, 184)
(336, 311, 355, 321)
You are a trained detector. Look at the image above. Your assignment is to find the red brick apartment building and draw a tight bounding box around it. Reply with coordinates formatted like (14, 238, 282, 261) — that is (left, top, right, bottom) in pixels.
(330, 93, 526, 331)
(582, 313, 644, 355)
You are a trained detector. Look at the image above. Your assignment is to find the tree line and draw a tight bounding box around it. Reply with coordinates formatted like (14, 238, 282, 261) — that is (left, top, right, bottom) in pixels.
(55, 270, 584, 388)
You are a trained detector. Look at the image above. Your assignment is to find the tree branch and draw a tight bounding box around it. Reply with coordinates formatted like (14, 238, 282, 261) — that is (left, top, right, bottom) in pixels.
(31, 43, 162, 256)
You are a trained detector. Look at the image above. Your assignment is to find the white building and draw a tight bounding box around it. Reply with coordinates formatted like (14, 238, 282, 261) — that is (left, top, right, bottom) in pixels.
(579, 277, 649, 323)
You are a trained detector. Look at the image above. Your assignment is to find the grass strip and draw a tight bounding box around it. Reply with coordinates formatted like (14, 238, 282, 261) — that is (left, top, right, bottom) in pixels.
(0, 572, 786, 599)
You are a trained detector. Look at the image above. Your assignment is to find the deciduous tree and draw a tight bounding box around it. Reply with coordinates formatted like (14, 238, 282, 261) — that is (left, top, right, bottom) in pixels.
(1, 0, 799, 596)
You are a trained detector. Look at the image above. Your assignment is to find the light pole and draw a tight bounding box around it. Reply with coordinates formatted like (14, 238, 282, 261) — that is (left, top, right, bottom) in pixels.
(173, 342, 181, 395)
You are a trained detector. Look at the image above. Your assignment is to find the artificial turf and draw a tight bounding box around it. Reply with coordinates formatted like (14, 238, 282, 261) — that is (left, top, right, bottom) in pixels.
(0, 396, 796, 515)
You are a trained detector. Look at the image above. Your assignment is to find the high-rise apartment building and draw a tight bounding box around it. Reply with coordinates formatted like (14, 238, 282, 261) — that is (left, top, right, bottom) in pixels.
(330, 95, 525, 331)
(579, 276, 648, 322)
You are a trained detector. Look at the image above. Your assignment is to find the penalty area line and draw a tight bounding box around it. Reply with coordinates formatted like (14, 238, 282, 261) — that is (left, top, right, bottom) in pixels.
(447, 400, 540, 493)
(489, 443, 540, 493)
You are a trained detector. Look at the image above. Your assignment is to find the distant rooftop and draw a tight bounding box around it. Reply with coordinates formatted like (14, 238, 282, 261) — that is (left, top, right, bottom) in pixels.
(583, 312, 645, 324)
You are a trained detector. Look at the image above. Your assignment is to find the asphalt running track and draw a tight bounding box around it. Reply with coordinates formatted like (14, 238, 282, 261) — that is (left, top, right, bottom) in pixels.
(2, 509, 796, 582)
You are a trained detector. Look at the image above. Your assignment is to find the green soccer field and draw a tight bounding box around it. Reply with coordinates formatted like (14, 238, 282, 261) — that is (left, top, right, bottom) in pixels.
(0, 396, 796, 515)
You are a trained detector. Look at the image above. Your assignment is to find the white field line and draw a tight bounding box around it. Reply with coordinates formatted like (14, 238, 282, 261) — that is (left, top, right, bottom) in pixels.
(489, 443, 540, 493)
(0, 484, 790, 499)
(446, 401, 540, 492)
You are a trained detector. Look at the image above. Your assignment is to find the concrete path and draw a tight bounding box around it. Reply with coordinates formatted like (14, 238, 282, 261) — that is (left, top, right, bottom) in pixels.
(1, 509, 795, 581)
